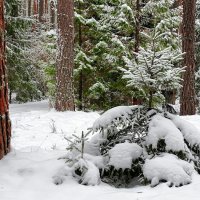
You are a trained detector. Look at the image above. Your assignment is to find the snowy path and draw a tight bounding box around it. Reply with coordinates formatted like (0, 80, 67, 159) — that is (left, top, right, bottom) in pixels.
(1, 101, 200, 200)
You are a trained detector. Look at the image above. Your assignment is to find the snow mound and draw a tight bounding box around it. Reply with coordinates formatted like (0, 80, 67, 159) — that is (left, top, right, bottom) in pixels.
(93, 106, 135, 131)
(166, 113, 200, 147)
(53, 165, 72, 185)
(143, 154, 194, 187)
(146, 114, 185, 152)
(73, 159, 100, 186)
(108, 142, 143, 170)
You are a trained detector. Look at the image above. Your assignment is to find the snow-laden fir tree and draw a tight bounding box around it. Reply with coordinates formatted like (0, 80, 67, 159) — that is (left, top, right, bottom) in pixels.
(122, 29, 184, 108)
(121, 0, 183, 108)
(74, 0, 135, 110)
(6, 0, 46, 103)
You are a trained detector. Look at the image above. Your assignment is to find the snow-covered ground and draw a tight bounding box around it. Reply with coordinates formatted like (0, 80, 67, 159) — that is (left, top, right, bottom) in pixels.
(1, 101, 200, 200)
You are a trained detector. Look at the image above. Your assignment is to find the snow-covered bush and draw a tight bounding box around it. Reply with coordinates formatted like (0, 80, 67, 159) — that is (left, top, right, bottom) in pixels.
(143, 153, 194, 187)
(59, 106, 200, 188)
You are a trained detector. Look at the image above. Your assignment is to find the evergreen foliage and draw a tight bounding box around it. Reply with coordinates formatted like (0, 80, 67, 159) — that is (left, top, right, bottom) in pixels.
(63, 105, 200, 188)
(6, 0, 46, 102)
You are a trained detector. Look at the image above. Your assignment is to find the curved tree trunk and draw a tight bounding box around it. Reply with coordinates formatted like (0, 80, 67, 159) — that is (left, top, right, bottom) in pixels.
(55, 0, 75, 111)
(0, 0, 11, 159)
(180, 0, 196, 115)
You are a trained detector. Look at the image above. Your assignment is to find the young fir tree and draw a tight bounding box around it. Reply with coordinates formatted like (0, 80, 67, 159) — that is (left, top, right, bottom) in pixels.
(122, 29, 184, 108)
(121, 0, 183, 108)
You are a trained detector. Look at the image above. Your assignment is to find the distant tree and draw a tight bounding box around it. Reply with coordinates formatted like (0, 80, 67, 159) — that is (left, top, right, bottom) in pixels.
(55, 0, 75, 111)
(180, 0, 196, 115)
(0, 0, 11, 159)
(39, 0, 44, 22)
(50, 0, 56, 28)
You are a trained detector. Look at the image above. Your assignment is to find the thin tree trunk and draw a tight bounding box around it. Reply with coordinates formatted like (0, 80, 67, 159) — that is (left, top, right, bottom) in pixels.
(39, 0, 44, 22)
(28, 0, 32, 16)
(78, 1, 83, 110)
(55, 0, 75, 111)
(135, 0, 140, 56)
(148, 91, 153, 109)
(180, 0, 196, 115)
(0, 0, 11, 159)
(33, 0, 38, 17)
(50, 1, 55, 28)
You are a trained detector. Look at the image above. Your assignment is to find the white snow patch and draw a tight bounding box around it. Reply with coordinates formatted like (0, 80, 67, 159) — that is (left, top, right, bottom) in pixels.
(167, 113, 200, 147)
(108, 142, 142, 170)
(143, 153, 194, 187)
(93, 106, 135, 131)
(146, 114, 185, 152)
(10, 101, 99, 150)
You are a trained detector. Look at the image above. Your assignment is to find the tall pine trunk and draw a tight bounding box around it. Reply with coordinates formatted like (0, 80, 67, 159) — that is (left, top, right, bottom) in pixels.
(0, 0, 11, 159)
(50, 1, 55, 29)
(78, 1, 83, 110)
(180, 0, 196, 115)
(55, 0, 75, 111)
(39, 0, 44, 22)
(28, 0, 32, 17)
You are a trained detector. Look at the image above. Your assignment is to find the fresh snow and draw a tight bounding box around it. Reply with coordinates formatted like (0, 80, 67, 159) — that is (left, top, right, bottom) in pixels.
(143, 153, 194, 187)
(166, 113, 200, 147)
(108, 142, 142, 170)
(146, 114, 185, 152)
(1, 101, 200, 199)
(93, 106, 135, 131)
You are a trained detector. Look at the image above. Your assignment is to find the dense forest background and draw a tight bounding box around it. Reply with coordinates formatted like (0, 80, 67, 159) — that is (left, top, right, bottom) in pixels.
(5, 0, 199, 112)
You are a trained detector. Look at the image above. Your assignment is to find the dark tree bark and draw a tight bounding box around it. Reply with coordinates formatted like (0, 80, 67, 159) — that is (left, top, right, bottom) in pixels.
(0, 0, 11, 159)
(45, 0, 48, 14)
(50, 0, 55, 28)
(78, 2, 83, 110)
(55, 0, 75, 111)
(33, 0, 38, 17)
(39, 0, 44, 22)
(28, 0, 32, 16)
(135, 0, 140, 56)
(180, 0, 196, 115)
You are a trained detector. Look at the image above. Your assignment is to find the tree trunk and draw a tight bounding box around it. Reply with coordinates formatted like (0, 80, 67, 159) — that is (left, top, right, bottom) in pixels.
(180, 0, 196, 115)
(135, 0, 140, 56)
(55, 0, 75, 111)
(28, 0, 32, 17)
(0, 0, 11, 159)
(39, 0, 44, 22)
(50, 0, 55, 28)
(33, 0, 38, 17)
(78, 1, 83, 110)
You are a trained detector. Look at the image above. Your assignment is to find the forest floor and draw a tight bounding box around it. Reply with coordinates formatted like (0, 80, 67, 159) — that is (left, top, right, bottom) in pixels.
(0, 101, 200, 200)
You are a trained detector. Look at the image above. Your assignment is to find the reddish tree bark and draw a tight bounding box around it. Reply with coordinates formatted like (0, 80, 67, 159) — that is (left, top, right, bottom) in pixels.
(55, 0, 75, 111)
(39, 0, 44, 22)
(0, 0, 11, 159)
(180, 0, 196, 115)
(33, 0, 38, 17)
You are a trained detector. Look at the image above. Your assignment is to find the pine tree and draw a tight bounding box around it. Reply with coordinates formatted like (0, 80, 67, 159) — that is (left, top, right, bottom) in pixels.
(55, 0, 75, 111)
(6, 0, 46, 103)
(0, 0, 11, 159)
(122, 29, 184, 108)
